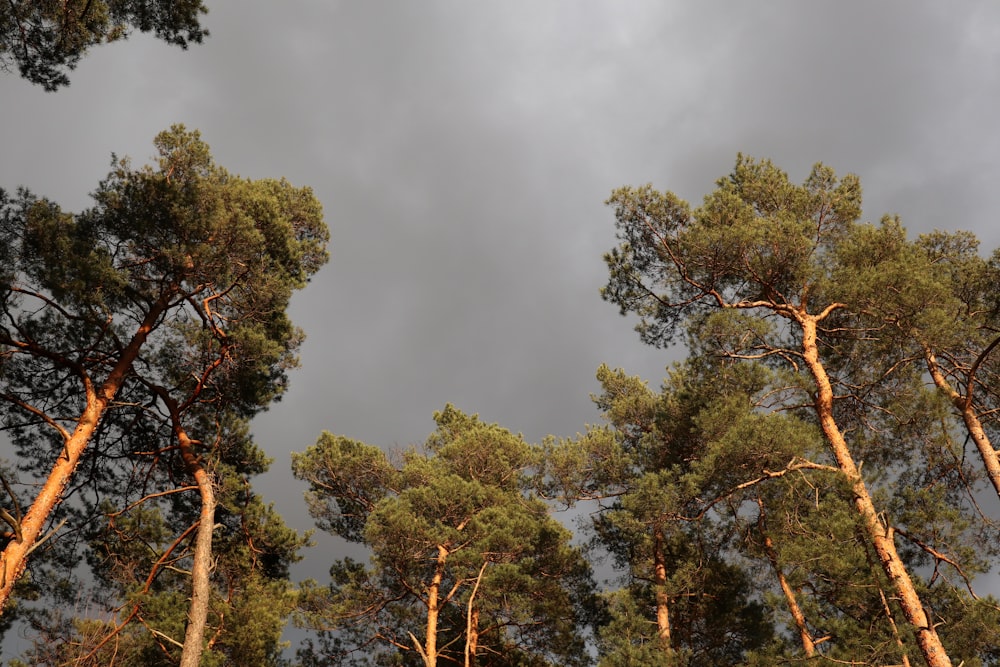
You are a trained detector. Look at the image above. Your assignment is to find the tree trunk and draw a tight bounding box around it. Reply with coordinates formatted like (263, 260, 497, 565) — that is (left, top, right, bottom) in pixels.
(800, 314, 951, 667)
(466, 607, 480, 667)
(925, 349, 1000, 501)
(423, 544, 449, 667)
(465, 561, 488, 667)
(880, 585, 912, 667)
(177, 421, 216, 667)
(652, 526, 672, 652)
(757, 506, 815, 658)
(0, 297, 169, 612)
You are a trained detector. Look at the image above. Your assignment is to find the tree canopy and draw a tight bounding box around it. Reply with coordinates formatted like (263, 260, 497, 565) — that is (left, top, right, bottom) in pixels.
(0, 125, 328, 664)
(292, 405, 600, 667)
(4, 129, 1000, 666)
(599, 155, 1000, 667)
(0, 1, 208, 90)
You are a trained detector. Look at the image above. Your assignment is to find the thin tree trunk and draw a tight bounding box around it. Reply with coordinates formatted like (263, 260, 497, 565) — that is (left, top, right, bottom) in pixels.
(652, 526, 672, 652)
(422, 544, 449, 667)
(800, 314, 951, 667)
(465, 561, 488, 667)
(756, 503, 815, 658)
(879, 585, 912, 667)
(0, 297, 169, 611)
(176, 419, 216, 667)
(925, 348, 1000, 500)
(765, 534, 815, 657)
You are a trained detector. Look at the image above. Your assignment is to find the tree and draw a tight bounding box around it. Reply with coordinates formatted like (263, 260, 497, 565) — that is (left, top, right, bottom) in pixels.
(544, 360, 801, 666)
(852, 228, 1000, 504)
(12, 457, 309, 666)
(599, 156, 991, 667)
(0, 125, 328, 661)
(549, 351, 999, 665)
(292, 405, 599, 667)
(0, 0, 208, 90)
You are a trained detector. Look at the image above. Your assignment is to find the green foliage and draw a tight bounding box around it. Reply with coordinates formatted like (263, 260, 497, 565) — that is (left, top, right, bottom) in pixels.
(293, 435, 397, 542)
(1, 126, 327, 664)
(0, 0, 208, 90)
(17, 477, 306, 666)
(1, 123, 328, 480)
(597, 154, 1000, 664)
(292, 405, 598, 667)
(565, 361, 795, 665)
(602, 155, 862, 348)
(597, 591, 689, 667)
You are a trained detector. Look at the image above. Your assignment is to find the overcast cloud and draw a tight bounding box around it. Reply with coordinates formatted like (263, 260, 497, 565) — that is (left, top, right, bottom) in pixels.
(3, 0, 1000, 653)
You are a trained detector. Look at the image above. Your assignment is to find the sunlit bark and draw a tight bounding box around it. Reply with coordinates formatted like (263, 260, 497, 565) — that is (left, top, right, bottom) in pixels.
(925, 347, 1000, 501)
(800, 314, 951, 667)
(652, 526, 672, 653)
(172, 410, 216, 667)
(421, 544, 449, 667)
(465, 560, 488, 667)
(756, 502, 816, 658)
(0, 295, 170, 610)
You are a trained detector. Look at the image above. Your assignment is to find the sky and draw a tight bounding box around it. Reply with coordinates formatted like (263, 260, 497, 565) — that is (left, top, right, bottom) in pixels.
(3, 0, 1000, 655)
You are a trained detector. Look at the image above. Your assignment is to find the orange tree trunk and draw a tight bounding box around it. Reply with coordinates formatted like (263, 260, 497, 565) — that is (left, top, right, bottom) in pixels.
(422, 544, 449, 667)
(176, 420, 216, 667)
(800, 314, 951, 667)
(925, 349, 1000, 502)
(759, 524, 815, 657)
(652, 526, 671, 652)
(0, 298, 169, 611)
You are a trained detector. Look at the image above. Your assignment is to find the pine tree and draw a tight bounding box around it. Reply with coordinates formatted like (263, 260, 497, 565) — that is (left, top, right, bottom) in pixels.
(0, 125, 328, 664)
(292, 405, 599, 667)
(600, 155, 1000, 666)
(0, 1, 208, 90)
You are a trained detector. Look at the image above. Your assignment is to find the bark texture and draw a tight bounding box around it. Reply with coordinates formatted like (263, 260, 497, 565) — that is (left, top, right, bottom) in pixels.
(925, 349, 1000, 501)
(758, 514, 815, 658)
(800, 314, 951, 667)
(420, 544, 449, 667)
(0, 299, 168, 611)
(177, 423, 216, 667)
(652, 526, 672, 653)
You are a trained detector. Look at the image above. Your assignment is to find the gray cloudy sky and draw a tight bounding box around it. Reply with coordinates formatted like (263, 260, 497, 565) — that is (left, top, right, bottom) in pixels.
(3, 0, 1000, 641)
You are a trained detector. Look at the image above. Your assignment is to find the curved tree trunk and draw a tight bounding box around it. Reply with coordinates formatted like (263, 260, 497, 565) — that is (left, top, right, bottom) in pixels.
(156, 395, 218, 667)
(800, 314, 951, 667)
(925, 348, 1000, 501)
(0, 297, 170, 612)
(178, 437, 215, 667)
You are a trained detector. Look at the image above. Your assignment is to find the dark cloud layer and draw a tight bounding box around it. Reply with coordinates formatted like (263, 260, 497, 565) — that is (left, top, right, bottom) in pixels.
(3, 1, 1000, 650)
